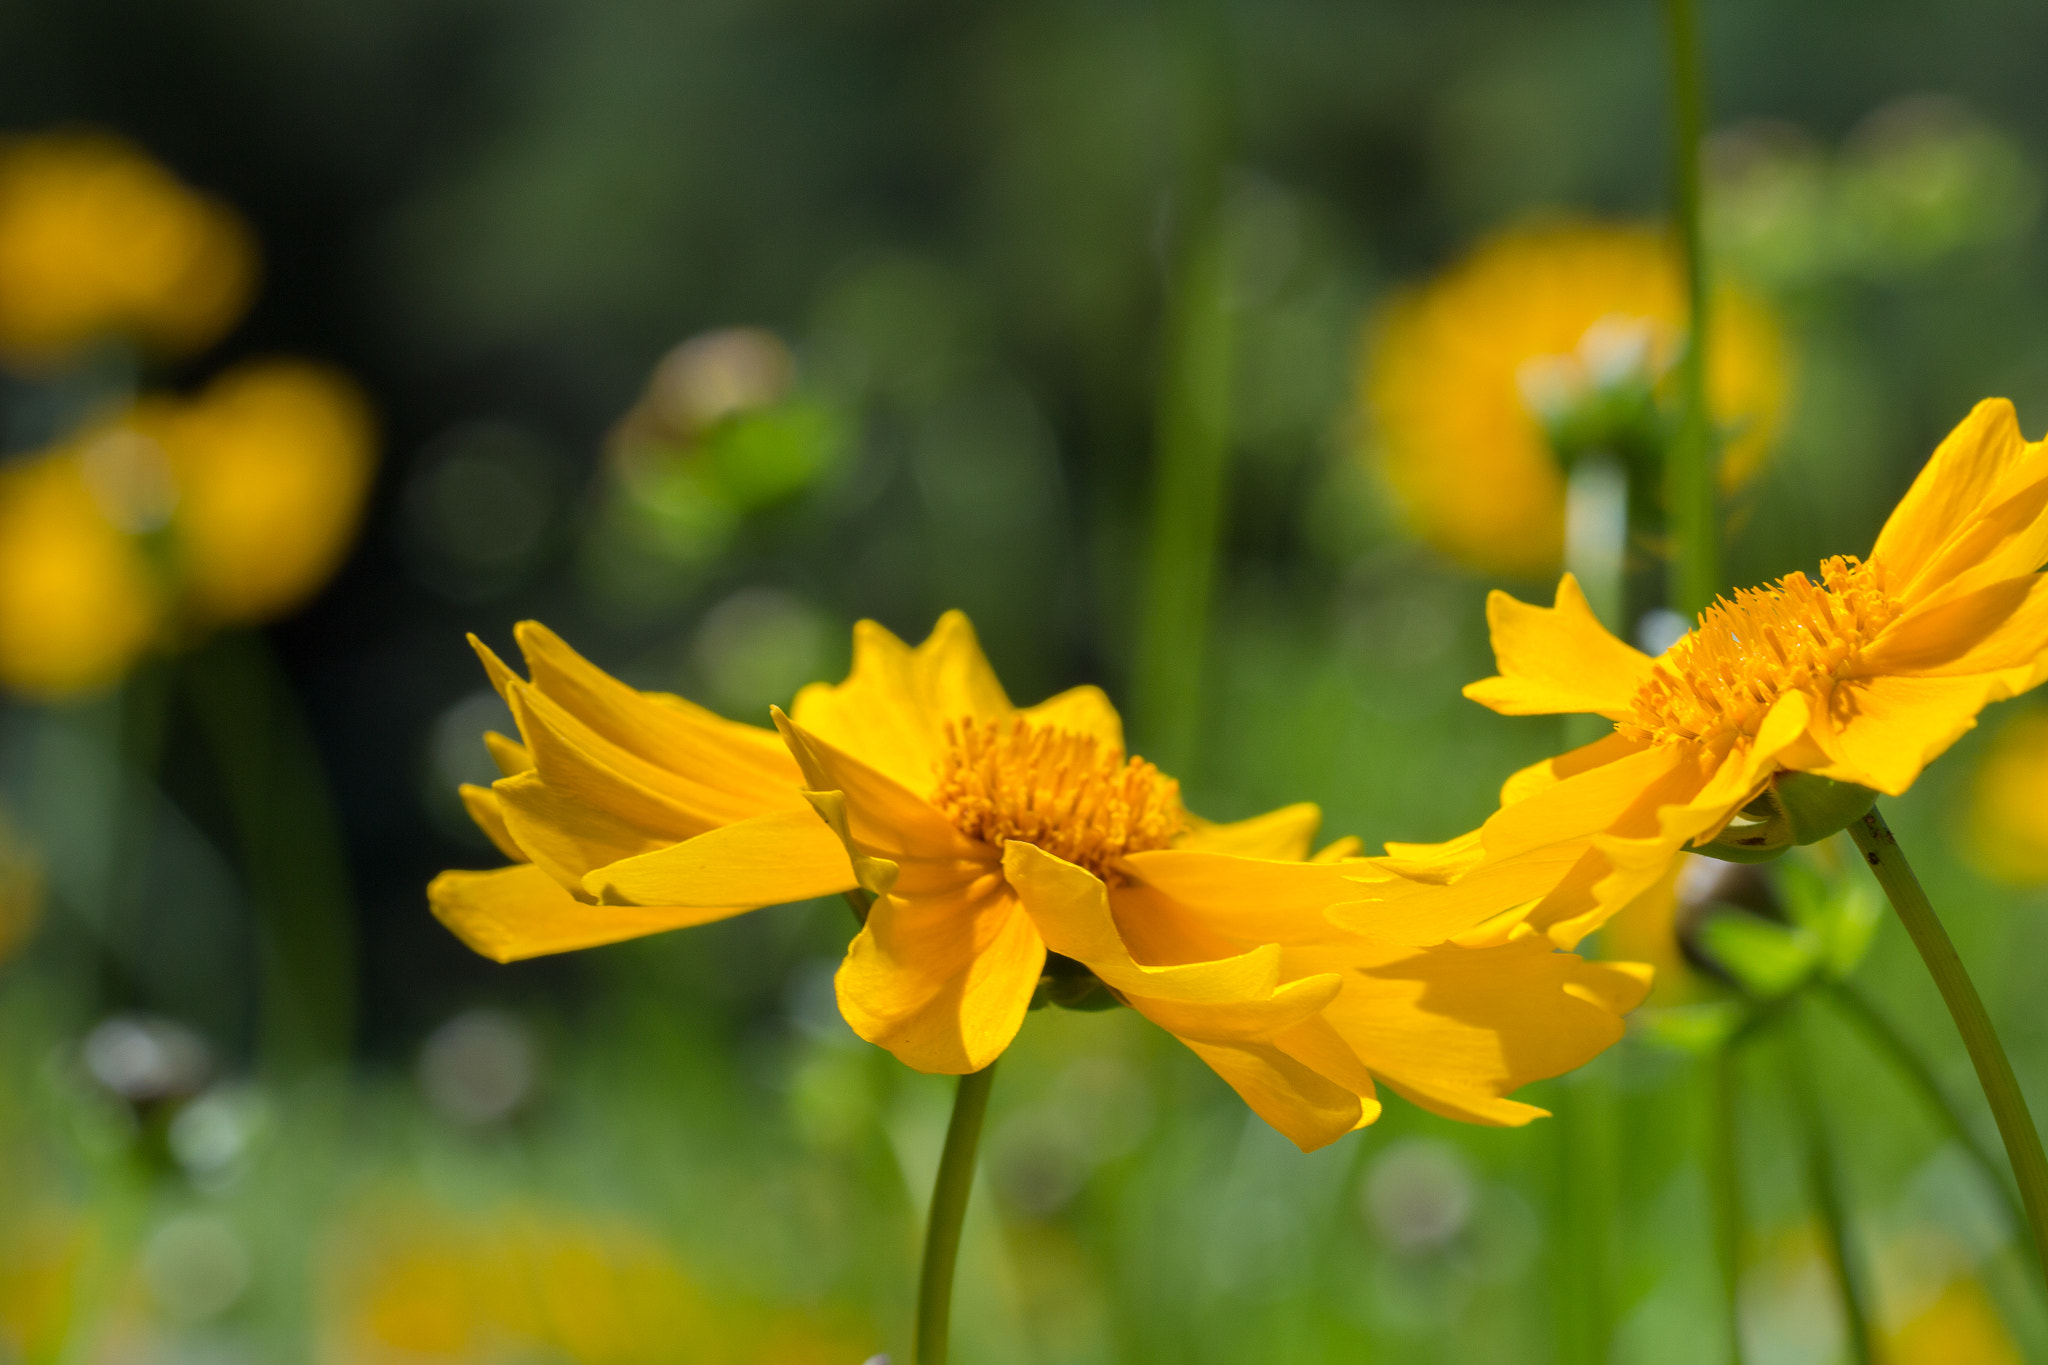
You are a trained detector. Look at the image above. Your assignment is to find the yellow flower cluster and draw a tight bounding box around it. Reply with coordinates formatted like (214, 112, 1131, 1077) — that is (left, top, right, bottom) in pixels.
(1363, 220, 1789, 577)
(0, 132, 253, 368)
(0, 361, 375, 697)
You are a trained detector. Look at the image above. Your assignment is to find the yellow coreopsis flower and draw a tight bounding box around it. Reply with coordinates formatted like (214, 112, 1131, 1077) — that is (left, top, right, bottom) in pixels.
(1446, 398, 2048, 943)
(0, 360, 376, 698)
(1364, 219, 1789, 577)
(0, 131, 254, 367)
(431, 613, 1649, 1149)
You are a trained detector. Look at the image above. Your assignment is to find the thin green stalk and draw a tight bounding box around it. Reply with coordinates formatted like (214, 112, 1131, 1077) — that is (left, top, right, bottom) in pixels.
(917, 1063, 997, 1365)
(1661, 0, 1717, 618)
(1707, 1045, 1746, 1365)
(1849, 808, 2048, 1290)
(181, 631, 356, 1076)
(1819, 977, 2029, 1247)
(1556, 1065, 1616, 1365)
(1783, 1012, 1876, 1365)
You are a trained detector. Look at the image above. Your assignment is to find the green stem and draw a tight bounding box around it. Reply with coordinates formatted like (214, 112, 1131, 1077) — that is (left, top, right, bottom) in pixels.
(1706, 1046, 1746, 1365)
(1556, 1065, 1616, 1365)
(1661, 0, 1717, 618)
(1850, 809, 2048, 1290)
(1819, 977, 2030, 1248)
(1783, 1011, 1876, 1365)
(917, 1063, 996, 1365)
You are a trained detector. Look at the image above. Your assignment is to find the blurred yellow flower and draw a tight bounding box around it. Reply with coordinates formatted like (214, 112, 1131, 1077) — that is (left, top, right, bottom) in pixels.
(1884, 1277, 2021, 1364)
(1363, 219, 1789, 577)
(326, 1203, 873, 1365)
(1963, 708, 2048, 884)
(432, 612, 1649, 1149)
(0, 1210, 92, 1362)
(0, 442, 164, 697)
(0, 131, 254, 368)
(0, 359, 375, 698)
(137, 359, 377, 627)
(1447, 398, 2048, 943)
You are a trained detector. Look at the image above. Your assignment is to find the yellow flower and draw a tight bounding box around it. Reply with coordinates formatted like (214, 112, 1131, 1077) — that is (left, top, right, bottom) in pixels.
(1363, 219, 1789, 577)
(431, 612, 1649, 1150)
(0, 131, 254, 367)
(1962, 707, 2048, 884)
(1451, 398, 2048, 943)
(1884, 1278, 2020, 1365)
(0, 445, 163, 696)
(0, 359, 375, 698)
(135, 359, 378, 627)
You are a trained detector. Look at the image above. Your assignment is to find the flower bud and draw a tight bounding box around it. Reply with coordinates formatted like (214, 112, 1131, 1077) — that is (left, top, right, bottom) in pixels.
(1695, 771, 1878, 863)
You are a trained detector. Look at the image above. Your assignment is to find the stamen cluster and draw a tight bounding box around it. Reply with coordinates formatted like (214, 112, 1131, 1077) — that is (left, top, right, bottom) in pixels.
(1622, 556, 1901, 745)
(933, 716, 1184, 878)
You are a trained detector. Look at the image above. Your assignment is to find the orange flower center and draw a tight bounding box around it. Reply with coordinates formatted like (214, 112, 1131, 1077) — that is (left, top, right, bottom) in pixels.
(1621, 555, 1903, 745)
(932, 716, 1184, 878)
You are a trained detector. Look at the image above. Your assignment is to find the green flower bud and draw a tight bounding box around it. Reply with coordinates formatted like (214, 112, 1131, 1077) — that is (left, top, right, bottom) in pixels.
(1695, 771, 1878, 864)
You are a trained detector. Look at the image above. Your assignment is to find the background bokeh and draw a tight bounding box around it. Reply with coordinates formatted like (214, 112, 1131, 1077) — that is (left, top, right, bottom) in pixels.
(7, 1, 2048, 1361)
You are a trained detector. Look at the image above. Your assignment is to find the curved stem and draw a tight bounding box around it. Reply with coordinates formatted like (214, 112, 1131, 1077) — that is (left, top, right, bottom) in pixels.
(1850, 809, 2048, 1290)
(917, 1063, 996, 1365)
(1819, 977, 2030, 1247)
(1783, 1010, 1877, 1365)
(1707, 1046, 1747, 1365)
(1662, 0, 1717, 617)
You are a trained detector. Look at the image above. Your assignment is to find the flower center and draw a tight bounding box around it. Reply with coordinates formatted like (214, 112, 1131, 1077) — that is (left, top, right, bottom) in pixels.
(932, 716, 1185, 878)
(1621, 555, 1903, 745)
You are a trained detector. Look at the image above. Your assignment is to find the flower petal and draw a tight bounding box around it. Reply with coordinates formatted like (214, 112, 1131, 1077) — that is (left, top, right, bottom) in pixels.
(1861, 574, 2048, 678)
(459, 784, 526, 862)
(429, 863, 754, 963)
(788, 612, 1013, 795)
(492, 769, 669, 887)
(773, 708, 991, 882)
(1004, 841, 1311, 1010)
(1018, 684, 1124, 753)
(1172, 803, 1323, 860)
(1309, 934, 1648, 1127)
(835, 882, 1043, 1074)
(1872, 399, 2037, 593)
(583, 807, 856, 907)
(1464, 574, 1655, 720)
(1809, 672, 2024, 796)
(1172, 1035, 1368, 1153)
(1115, 848, 1374, 951)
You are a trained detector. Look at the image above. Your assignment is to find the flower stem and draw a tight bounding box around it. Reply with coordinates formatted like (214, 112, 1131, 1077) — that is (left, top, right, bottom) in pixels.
(1849, 808, 2048, 1289)
(1706, 1045, 1747, 1365)
(917, 1063, 997, 1365)
(1819, 977, 2030, 1249)
(1661, 0, 1717, 618)
(1783, 1009, 1876, 1365)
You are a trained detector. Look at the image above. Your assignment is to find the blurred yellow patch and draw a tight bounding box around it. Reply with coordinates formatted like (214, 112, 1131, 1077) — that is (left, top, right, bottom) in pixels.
(1963, 708, 2048, 885)
(0, 1209, 93, 1362)
(324, 1202, 876, 1365)
(1363, 219, 1789, 577)
(1885, 1278, 2020, 1365)
(0, 131, 254, 368)
(0, 360, 376, 698)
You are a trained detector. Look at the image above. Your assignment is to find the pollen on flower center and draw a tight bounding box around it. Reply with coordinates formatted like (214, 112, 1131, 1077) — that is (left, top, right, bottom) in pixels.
(1622, 555, 1903, 746)
(932, 716, 1185, 878)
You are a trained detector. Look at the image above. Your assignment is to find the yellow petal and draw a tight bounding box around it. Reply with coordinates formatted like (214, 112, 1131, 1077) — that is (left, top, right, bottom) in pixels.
(1116, 849, 1392, 950)
(492, 770, 669, 887)
(1173, 803, 1323, 860)
(1463, 574, 1654, 720)
(835, 883, 1043, 1074)
(583, 807, 856, 907)
(1330, 839, 1593, 945)
(1311, 934, 1644, 1127)
(459, 784, 526, 862)
(1173, 1035, 1367, 1153)
(1004, 841, 1306, 1009)
(512, 622, 806, 819)
(788, 611, 1013, 794)
(1018, 684, 1124, 753)
(1900, 471, 2048, 608)
(484, 730, 533, 777)
(1808, 672, 2021, 796)
(772, 709, 990, 879)
(1480, 741, 1697, 860)
(508, 683, 713, 839)
(1499, 732, 1644, 806)
(428, 863, 753, 963)
(1862, 574, 2048, 678)
(1873, 399, 2035, 593)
